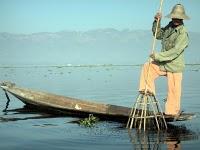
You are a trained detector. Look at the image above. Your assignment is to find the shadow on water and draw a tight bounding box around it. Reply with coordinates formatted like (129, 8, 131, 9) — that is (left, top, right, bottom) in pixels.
(127, 124, 199, 150)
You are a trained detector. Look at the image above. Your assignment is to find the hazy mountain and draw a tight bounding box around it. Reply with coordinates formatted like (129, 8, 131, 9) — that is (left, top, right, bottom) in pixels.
(0, 28, 199, 65)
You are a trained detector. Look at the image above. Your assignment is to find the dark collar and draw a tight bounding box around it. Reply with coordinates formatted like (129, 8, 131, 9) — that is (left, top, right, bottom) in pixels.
(169, 21, 184, 29)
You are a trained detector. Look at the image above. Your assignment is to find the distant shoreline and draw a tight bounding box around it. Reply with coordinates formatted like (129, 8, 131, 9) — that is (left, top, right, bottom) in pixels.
(0, 64, 200, 68)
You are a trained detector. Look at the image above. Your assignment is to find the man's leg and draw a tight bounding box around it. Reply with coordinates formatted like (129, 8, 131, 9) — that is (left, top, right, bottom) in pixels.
(165, 72, 182, 115)
(139, 62, 166, 95)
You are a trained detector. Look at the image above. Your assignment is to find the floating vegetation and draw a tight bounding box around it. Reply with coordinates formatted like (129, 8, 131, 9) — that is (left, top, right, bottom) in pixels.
(79, 114, 99, 127)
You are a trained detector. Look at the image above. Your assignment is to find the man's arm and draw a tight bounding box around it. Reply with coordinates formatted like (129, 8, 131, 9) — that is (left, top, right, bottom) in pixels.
(154, 30, 189, 62)
(152, 13, 164, 40)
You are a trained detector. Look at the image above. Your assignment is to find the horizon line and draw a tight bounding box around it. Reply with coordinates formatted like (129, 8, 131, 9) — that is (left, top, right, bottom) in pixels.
(0, 63, 200, 69)
(0, 28, 150, 35)
(0, 28, 199, 35)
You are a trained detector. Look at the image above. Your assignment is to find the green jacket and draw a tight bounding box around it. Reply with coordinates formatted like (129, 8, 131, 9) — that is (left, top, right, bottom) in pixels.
(152, 20, 189, 73)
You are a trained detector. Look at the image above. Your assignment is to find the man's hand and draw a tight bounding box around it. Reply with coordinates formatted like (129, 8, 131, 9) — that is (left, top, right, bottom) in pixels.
(149, 53, 155, 60)
(154, 12, 162, 21)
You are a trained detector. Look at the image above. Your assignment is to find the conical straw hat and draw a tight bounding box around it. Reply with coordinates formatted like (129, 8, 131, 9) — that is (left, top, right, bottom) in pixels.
(165, 4, 190, 20)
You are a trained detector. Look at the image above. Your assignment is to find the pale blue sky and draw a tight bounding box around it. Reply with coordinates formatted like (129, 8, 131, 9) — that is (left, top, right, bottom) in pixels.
(0, 0, 199, 34)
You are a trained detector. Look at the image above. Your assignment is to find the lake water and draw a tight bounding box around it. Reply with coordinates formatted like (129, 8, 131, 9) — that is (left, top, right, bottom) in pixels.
(0, 65, 200, 150)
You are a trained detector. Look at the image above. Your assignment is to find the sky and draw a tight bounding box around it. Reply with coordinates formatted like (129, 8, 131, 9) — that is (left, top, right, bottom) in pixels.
(0, 0, 199, 34)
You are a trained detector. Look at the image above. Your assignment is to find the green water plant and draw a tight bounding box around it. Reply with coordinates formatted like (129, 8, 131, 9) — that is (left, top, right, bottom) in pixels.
(79, 114, 99, 127)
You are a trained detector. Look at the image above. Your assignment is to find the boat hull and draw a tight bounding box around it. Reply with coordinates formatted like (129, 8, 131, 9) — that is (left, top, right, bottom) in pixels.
(0, 81, 195, 122)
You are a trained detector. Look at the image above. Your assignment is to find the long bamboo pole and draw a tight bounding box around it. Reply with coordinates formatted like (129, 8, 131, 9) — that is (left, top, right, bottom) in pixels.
(144, 0, 164, 95)
(141, 0, 165, 131)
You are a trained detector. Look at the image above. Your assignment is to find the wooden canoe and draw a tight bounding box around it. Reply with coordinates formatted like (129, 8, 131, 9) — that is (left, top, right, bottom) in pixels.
(0, 81, 195, 123)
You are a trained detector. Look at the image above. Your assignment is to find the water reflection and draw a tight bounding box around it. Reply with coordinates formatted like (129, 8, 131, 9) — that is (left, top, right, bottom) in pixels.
(0, 106, 57, 123)
(128, 124, 198, 150)
(0, 105, 199, 149)
(0, 114, 55, 122)
(2, 90, 11, 114)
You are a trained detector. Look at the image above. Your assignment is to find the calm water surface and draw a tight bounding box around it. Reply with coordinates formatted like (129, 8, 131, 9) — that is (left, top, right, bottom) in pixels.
(0, 65, 200, 150)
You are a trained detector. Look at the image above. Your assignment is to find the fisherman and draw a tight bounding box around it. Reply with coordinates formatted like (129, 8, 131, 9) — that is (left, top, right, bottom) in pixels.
(139, 4, 190, 117)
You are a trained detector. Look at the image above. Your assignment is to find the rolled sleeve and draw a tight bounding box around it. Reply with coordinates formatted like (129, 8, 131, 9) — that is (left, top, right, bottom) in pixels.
(152, 21, 164, 40)
(154, 31, 189, 62)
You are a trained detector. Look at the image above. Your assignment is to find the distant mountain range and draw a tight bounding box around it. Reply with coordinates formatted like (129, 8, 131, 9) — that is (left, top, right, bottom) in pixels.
(0, 28, 199, 65)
